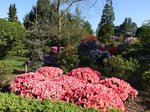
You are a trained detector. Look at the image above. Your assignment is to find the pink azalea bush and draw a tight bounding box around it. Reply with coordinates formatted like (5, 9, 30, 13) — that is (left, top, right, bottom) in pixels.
(66, 67, 101, 84)
(10, 67, 138, 112)
(36, 66, 63, 79)
(99, 77, 138, 101)
(67, 83, 125, 111)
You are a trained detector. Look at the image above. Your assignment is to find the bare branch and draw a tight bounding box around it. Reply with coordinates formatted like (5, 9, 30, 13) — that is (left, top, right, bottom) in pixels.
(60, 0, 83, 20)
(87, 0, 97, 12)
(89, 0, 97, 9)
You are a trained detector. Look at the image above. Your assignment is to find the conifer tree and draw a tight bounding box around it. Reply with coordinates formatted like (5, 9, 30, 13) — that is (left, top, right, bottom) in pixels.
(119, 17, 137, 37)
(8, 4, 19, 22)
(96, 0, 115, 44)
(83, 21, 94, 35)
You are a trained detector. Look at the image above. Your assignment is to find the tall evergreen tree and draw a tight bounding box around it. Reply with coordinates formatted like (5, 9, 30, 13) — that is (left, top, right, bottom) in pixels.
(83, 21, 94, 35)
(23, 0, 52, 29)
(23, 7, 36, 29)
(36, 0, 51, 21)
(96, 0, 115, 44)
(7, 4, 18, 22)
(115, 17, 137, 37)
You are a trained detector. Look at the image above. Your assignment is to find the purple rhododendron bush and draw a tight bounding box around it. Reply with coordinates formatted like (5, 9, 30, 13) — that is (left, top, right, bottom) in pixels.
(10, 67, 138, 112)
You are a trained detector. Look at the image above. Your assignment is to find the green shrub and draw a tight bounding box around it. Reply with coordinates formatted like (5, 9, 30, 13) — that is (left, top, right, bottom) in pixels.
(141, 71, 150, 90)
(107, 109, 121, 112)
(0, 60, 14, 87)
(0, 92, 99, 112)
(78, 40, 101, 67)
(58, 46, 79, 73)
(103, 55, 139, 80)
(0, 18, 27, 58)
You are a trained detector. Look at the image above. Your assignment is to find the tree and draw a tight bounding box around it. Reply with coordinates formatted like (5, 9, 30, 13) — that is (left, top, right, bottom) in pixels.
(96, 0, 115, 44)
(23, 0, 51, 30)
(7, 4, 19, 23)
(136, 20, 150, 45)
(23, 7, 36, 30)
(83, 20, 94, 35)
(53, 0, 97, 52)
(115, 17, 137, 37)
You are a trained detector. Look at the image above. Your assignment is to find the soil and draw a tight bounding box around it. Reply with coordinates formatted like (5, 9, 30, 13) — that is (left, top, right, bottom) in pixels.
(124, 90, 150, 112)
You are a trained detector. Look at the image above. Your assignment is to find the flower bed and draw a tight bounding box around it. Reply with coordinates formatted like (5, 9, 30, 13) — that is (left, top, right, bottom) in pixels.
(10, 67, 138, 111)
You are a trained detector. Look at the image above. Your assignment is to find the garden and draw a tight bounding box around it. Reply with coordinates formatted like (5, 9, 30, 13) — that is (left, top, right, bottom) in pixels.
(0, 0, 150, 112)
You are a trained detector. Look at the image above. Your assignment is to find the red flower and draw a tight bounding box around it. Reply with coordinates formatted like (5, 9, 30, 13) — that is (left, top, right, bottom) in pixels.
(80, 35, 97, 42)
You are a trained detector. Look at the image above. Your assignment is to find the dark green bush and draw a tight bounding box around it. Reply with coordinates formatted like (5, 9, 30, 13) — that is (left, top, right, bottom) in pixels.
(103, 55, 139, 80)
(0, 92, 99, 112)
(58, 46, 79, 73)
(141, 71, 150, 90)
(78, 40, 101, 67)
(0, 60, 14, 88)
(0, 18, 27, 58)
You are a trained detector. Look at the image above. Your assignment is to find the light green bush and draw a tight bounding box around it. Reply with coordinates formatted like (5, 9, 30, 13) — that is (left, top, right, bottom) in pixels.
(103, 55, 139, 80)
(0, 18, 27, 58)
(0, 92, 99, 112)
(58, 46, 79, 73)
(141, 71, 150, 90)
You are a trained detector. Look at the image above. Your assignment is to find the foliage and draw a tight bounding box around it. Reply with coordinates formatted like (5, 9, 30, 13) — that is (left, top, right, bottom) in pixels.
(7, 41, 29, 57)
(0, 19, 27, 58)
(136, 25, 150, 46)
(57, 46, 79, 73)
(23, 0, 52, 29)
(141, 71, 150, 90)
(83, 20, 94, 35)
(11, 67, 138, 111)
(103, 55, 139, 80)
(78, 39, 101, 67)
(0, 92, 99, 112)
(2, 56, 27, 72)
(96, 0, 115, 44)
(115, 17, 137, 37)
(27, 49, 44, 72)
(0, 60, 14, 88)
(7, 4, 19, 23)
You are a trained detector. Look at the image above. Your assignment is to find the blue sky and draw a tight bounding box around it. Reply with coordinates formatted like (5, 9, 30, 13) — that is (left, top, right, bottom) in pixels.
(0, 0, 150, 32)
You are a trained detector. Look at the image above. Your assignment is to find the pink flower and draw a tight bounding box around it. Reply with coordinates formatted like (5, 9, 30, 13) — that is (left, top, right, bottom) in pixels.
(66, 67, 101, 84)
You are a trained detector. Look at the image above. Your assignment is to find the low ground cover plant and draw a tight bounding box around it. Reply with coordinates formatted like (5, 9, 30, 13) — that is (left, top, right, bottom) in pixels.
(0, 92, 99, 112)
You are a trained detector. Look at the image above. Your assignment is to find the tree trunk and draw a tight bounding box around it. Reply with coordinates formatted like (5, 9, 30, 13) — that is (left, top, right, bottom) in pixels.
(57, 0, 61, 54)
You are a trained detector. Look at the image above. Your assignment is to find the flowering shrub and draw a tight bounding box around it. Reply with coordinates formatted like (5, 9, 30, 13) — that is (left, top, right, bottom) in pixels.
(36, 66, 63, 79)
(50, 46, 64, 54)
(10, 67, 138, 111)
(11, 73, 83, 100)
(68, 83, 125, 111)
(43, 54, 57, 66)
(99, 47, 119, 56)
(99, 77, 138, 101)
(124, 37, 137, 44)
(66, 67, 101, 84)
(80, 35, 97, 42)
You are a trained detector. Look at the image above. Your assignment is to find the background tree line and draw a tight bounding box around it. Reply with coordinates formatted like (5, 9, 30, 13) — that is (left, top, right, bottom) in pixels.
(0, 0, 149, 72)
